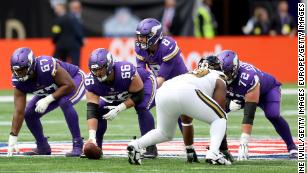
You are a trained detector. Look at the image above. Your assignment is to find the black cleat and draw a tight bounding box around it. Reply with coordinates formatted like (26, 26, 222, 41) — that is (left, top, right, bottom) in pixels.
(142, 145, 158, 159)
(221, 150, 234, 162)
(289, 149, 298, 159)
(186, 148, 200, 163)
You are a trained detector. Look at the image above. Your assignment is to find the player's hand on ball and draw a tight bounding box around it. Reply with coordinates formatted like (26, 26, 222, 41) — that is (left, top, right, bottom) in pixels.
(7, 135, 19, 157)
(35, 95, 55, 113)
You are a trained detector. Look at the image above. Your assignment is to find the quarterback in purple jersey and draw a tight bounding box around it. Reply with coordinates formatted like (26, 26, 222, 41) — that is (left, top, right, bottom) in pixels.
(7, 47, 85, 157)
(84, 48, 157, 157)
(199, 50, 298, 160)
(134, 18, 197, 162)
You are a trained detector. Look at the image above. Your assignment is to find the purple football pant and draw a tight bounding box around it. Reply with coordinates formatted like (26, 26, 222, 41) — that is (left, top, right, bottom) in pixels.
(258, 86, 297, 151)
(24, 71, 85, 145)
(95, 76, 156, 148)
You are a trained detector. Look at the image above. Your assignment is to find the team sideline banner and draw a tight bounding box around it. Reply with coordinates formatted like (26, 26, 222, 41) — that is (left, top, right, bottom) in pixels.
(0, 36, 297, 89)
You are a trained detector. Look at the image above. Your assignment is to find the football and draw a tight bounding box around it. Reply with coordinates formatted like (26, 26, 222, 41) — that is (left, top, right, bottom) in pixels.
(83, 142, 102, 160)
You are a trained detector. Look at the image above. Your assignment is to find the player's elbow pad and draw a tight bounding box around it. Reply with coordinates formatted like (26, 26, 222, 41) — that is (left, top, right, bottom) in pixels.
(87, 102, 99, 120)
(242, 102, 257, 125)
(129, 88, 144, 105)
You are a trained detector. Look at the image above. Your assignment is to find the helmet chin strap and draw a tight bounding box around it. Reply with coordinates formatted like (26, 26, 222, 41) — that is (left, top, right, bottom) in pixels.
(18, 75, 29, 82)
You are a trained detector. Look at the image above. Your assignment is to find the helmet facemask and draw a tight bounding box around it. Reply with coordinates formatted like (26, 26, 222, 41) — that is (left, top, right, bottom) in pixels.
(11, 51, 35, 82)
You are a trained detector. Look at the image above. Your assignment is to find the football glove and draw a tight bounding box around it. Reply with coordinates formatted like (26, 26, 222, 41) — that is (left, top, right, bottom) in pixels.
(35, 95, 55, 113)
(237, 133, 250, 160)
(103, 103, 126, 121)
(7, 135, 19, 156)
(229, 100, 242, 111)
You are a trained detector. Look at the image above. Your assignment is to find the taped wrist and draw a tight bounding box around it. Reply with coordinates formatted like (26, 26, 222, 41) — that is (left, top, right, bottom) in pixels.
(87, 102, 99, 120)
(129, 88, 144, 105)
(242, 102, 257, 125)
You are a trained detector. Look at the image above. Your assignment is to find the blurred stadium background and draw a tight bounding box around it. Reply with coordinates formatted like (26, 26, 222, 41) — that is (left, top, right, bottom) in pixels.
(0, 0, 302, 172)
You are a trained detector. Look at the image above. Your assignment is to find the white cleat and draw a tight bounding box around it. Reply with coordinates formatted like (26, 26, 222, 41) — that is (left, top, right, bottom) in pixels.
(127, 141, 142, 165)
(205, 150, 232, 165)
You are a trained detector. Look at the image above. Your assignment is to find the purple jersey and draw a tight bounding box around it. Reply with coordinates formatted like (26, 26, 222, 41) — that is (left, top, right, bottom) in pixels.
(227, 61, 281, 103)
(85, 61, 151, 102)
(12, 56, 79, 96)
(135, 36, 188, 80)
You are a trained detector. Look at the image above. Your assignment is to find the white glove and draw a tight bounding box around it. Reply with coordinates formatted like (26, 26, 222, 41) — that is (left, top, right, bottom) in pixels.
(237, 133, 250, 161)
(35, 95, 55, 113)
(103, 103, 126, 121)
(229, 100, 242, 111)
(7, 135, 19, 156)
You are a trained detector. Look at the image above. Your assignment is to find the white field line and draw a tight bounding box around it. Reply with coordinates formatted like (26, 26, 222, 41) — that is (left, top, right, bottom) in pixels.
(0, 89, 300, 103)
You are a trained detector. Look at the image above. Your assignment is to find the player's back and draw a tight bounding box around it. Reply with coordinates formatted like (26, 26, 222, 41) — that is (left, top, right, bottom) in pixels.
(162, 69, 224, 97)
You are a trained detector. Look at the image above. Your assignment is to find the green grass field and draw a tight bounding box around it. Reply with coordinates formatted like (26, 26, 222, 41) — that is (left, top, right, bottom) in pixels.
(0, 85, 299, 173)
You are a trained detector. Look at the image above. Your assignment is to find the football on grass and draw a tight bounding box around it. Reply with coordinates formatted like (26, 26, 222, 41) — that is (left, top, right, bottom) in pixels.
(84, 142, 102, 160)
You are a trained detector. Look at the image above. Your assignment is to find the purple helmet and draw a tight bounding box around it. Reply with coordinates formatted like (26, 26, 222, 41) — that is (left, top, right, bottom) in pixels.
(88, 48, 114, 82)
(135, 18, 163, 50)
(217, 50, 240, 84)
(10, 47, 36, 81)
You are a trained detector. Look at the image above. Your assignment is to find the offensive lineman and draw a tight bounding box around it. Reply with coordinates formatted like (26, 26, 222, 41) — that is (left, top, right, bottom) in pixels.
(84, 48, 157, 157)
(127, 68, 231, 165)
(8, 47, 85, 157)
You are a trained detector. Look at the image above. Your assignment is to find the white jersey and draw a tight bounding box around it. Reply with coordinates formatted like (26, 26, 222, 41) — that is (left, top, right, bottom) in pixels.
(162, 69, 226, 97)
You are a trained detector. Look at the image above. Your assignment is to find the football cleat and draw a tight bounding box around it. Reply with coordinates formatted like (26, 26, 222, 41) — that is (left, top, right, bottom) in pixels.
(289, 149, 298, 159)
(186, 148, 199, 163)
(205, 150, 232, 165)
(142, 145, 158, 159)
(221, 149, 234, 162)
(127, 143, 142, 165)
(23, 138, 51, 155)
(66, 138, 83, 157)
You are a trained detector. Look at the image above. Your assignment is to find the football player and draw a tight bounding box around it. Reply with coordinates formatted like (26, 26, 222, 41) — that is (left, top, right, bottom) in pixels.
(135, 18, 197, 162)
(8, 47, 85, 157)
(84, 48, 157, 157)
(199, 50, 298, 160)
(127, 68, 231, 165)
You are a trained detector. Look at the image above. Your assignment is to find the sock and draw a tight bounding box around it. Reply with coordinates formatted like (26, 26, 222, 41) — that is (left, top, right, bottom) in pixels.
(137, 129, 170, 149)
(267, 116, 297, 151)
(96, 118, 107, 149)
(209, 118, 226, 153)
(136, 109, 155, 136)
(60, 101, 81, 139)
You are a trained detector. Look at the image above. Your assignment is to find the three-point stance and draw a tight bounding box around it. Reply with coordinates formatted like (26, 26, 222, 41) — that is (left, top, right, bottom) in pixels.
(8, 47, 85, 157)
(85, 48, 156, 157)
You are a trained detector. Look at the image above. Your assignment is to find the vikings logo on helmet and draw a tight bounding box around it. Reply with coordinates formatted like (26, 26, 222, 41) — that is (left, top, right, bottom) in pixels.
(135, 18, 163, 50)
(88, 48, 114, 82)
(10, 47, 36, 82)
(217, 50, 240, 84)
